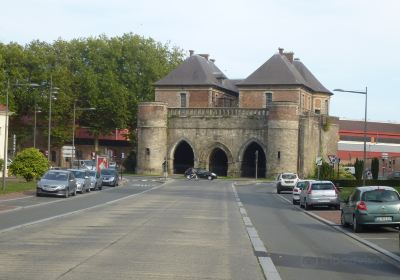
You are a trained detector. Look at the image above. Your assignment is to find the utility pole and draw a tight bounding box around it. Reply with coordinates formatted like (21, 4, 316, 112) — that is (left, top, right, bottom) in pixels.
(255, 150, 259, 180)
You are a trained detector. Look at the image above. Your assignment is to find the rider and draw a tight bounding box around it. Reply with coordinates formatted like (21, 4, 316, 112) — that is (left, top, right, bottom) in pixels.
(190, 167, 198, 180)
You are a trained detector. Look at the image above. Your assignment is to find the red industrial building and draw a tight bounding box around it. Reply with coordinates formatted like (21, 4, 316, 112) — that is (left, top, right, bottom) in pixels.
(338, 119, 400, 176)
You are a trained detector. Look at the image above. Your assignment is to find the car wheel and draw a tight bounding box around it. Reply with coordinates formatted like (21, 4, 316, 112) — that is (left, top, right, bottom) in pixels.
(334, 205, 340, 210)
(36, 192, 41, 197)
(300, 200, 304, 208)
(64, 188, 69, 198)
(292, 199, 296, 205)
(353, 216, 363, 233)
(99, 186, 102, 190)
(87, 186, 91, 192)
(72, 188, 77, 196)
(341, 211, 349, 227)
(305, 200, 311, 210)
(207, 175, 212, 180)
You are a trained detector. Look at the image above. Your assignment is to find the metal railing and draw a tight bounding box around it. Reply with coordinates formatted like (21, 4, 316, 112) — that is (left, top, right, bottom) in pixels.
(168, 107, 268, 118)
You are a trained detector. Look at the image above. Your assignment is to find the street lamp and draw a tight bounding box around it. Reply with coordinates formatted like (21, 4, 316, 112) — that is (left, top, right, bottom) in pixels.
(71, 101, 95, 167)
(47, 76, 59, 163)
(33, 105, 41, 148)
(334, 87, 368, 185)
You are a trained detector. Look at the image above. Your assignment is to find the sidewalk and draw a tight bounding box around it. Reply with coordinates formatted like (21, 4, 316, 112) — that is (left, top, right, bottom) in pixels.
(311, 210, 341, 225)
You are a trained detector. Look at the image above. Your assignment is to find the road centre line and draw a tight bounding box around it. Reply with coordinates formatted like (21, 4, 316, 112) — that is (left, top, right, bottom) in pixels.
(232, 184, 282, 280)
(0, 183, 165, 235)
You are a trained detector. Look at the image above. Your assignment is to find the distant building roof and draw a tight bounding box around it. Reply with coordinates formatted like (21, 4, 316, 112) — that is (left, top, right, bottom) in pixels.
(292, 59, 331, 94)
(155, 54, 238, 94)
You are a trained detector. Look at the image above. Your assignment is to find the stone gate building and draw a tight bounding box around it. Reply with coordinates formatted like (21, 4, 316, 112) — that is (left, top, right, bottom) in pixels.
(136, 48, 339, 178)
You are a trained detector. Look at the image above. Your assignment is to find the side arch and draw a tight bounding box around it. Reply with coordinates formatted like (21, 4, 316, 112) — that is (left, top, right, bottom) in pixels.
(170, 138, 197, 174)
(238, 138, 267, 178)
(201, 142, 234, 177)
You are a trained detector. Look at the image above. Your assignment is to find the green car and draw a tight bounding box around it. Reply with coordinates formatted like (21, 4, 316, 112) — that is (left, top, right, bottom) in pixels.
(341, 186, 400, 232)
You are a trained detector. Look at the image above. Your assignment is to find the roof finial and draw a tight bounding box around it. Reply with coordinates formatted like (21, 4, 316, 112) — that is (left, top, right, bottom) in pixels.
(278, 47, 284, 55)
(189, 50, 194, 56)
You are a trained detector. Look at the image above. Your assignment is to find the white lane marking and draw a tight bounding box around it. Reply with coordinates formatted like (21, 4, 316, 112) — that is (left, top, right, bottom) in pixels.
(0, 195, 35, 202)
(250, 236, 267, 252)
(233, 183, 282, 280)
(246, 226, 259, 238)
(239, 207, 247, 216)
(243, 216, 252, 226)
(259, 257, 282, 280)
(0, 184, 165, 234)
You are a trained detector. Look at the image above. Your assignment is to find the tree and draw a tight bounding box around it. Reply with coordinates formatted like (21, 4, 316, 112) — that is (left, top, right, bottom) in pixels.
(371, 157, 379, 180)
(9, 148, 49, 182)
(354, 158, 364, 181)
(314, 159, 333, 180)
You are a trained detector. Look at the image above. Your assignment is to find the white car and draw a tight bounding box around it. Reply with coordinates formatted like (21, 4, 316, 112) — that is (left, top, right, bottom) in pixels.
(276, 173, 299, 194)
(299, 180, 340, 210)
(292, 180, 314, 204)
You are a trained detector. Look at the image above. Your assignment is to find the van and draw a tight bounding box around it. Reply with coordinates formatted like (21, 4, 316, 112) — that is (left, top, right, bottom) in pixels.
(72, 160, 95, 170)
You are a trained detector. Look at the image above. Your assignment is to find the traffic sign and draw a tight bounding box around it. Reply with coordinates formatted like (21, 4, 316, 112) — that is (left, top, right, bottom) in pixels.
(328, 155, 336, 165)
(316, 157, 323, 166)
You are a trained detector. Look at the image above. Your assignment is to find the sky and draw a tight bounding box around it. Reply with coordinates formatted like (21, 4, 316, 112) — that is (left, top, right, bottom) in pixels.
(1, 0, 399, 123)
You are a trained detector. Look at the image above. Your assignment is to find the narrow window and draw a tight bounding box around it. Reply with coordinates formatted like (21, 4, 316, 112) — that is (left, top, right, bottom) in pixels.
(180, 93, 187, 108)
(265, 92, 272, 107)
(325, 100, 329, 114)
(277, 151, 281, 159)
(145, 148, 150, 156)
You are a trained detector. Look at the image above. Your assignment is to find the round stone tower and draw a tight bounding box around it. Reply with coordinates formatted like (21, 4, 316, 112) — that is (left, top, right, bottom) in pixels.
(266, 101, 299, 177)
(136, 102, 168, 175)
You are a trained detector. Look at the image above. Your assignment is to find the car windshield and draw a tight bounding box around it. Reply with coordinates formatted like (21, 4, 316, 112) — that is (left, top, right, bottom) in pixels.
(88, 171, 97, 177)
(282, 174, 297, 179)
(44, 172, 68, 181)
(311, 183, 334, 190)
(101, 169, 116, 175)
(362, 189, 400, 202)
(83, 160, 94, 166)
(71, 171, 86, 179)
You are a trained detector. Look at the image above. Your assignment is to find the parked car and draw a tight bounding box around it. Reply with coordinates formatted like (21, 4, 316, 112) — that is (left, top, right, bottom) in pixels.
(276, 173, 299, 194)
(68, 169, 91, 193)
(292, 180, 313, 204)
(341, 186, 400, 232)
(101, 168, 119, 187)
(387, 171, 400, 180)
(185, 168, 217, 180)
(37, 170, 77, 198)
(299, 180, 340, 210)
(109, 162, 117, 169)
(87, 170, 103, 191)
(72, 159, 96, 171)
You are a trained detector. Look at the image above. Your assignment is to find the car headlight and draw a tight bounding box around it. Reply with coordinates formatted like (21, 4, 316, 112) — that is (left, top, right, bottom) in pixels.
(57, 185, 67, 190)
(211, 173, 216, 176)
(109, 177, 115, 180)
(76, 183, 82, 187)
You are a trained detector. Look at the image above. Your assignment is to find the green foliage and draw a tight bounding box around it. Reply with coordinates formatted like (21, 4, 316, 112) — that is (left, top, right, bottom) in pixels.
(313, 159, 334, 180)
(8, 148, 49, 182)
(0, 159, 3, 171)
(122, 150, 136, 172)
(354, 158, 364, 181)
(0, 33, 185, 150)
(371, 157, 379, 180)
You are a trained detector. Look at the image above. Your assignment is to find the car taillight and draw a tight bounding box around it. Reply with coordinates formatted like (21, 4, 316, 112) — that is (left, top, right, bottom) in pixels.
(357, 201, 368, 211)
(307, 186, 312, 194)
(334, 186, 339, 195)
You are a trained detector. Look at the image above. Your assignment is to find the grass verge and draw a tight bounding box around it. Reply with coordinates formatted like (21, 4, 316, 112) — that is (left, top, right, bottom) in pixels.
(0, 180, 36, 196)
(339, 186, 400, 200)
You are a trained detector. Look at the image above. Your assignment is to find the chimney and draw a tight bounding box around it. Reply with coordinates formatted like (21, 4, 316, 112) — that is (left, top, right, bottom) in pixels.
(199, 54, 209, 60)
(189, 50, 194, 56)
(210, 59, 215, 63)
(278, 47, 284, 55)
(283, 51, 294, 63)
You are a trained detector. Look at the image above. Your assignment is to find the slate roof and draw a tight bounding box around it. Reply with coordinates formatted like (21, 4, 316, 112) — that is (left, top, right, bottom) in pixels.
(155, 55, 238, 94)
(237, 52, 332, 94)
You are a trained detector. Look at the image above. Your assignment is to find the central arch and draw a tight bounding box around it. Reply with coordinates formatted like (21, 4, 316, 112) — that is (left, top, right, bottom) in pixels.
(173, 141, 194, 174)
(209, 148, 228, 176)
(241, 142, 266, 178)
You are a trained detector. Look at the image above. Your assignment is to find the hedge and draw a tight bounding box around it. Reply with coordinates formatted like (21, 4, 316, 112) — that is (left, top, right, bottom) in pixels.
(332, 179, 400, 188)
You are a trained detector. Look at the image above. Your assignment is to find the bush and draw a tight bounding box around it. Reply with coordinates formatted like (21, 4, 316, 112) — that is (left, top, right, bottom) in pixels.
(354, 158, 364, 181)
(0, 159, 3, 172)
(9, 148, 49, 182)
(371, 157, 379, 180)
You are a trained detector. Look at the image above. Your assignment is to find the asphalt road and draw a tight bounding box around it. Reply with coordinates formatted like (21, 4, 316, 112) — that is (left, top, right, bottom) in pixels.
(235, 182, 400, 280)
(0, 178, 264, 280)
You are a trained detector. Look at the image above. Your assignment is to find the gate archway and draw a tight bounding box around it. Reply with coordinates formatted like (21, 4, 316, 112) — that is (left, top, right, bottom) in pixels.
(173, 141, 194, 174)
(241, 142, 266, 178)
(209, 148, 228, 176)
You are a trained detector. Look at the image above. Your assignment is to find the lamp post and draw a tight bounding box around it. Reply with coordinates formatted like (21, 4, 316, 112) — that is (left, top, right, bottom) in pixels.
(33, 105, 41, 148)
(334, 87, 368, 186)
(71, 101, 95, 167)
(47, 76, 59, 163)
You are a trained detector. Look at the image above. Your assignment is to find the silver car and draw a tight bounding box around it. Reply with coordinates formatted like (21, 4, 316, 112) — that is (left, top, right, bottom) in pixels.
(68, 169, 91, 193)
(87, 170, 102, 191)
(37, 170, 77, 198)
(292, 180, 314, 204)
(299, 180, 340, 210)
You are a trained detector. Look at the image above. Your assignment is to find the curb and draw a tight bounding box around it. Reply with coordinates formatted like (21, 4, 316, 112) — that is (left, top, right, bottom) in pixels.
(277, 194, 400, 265)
